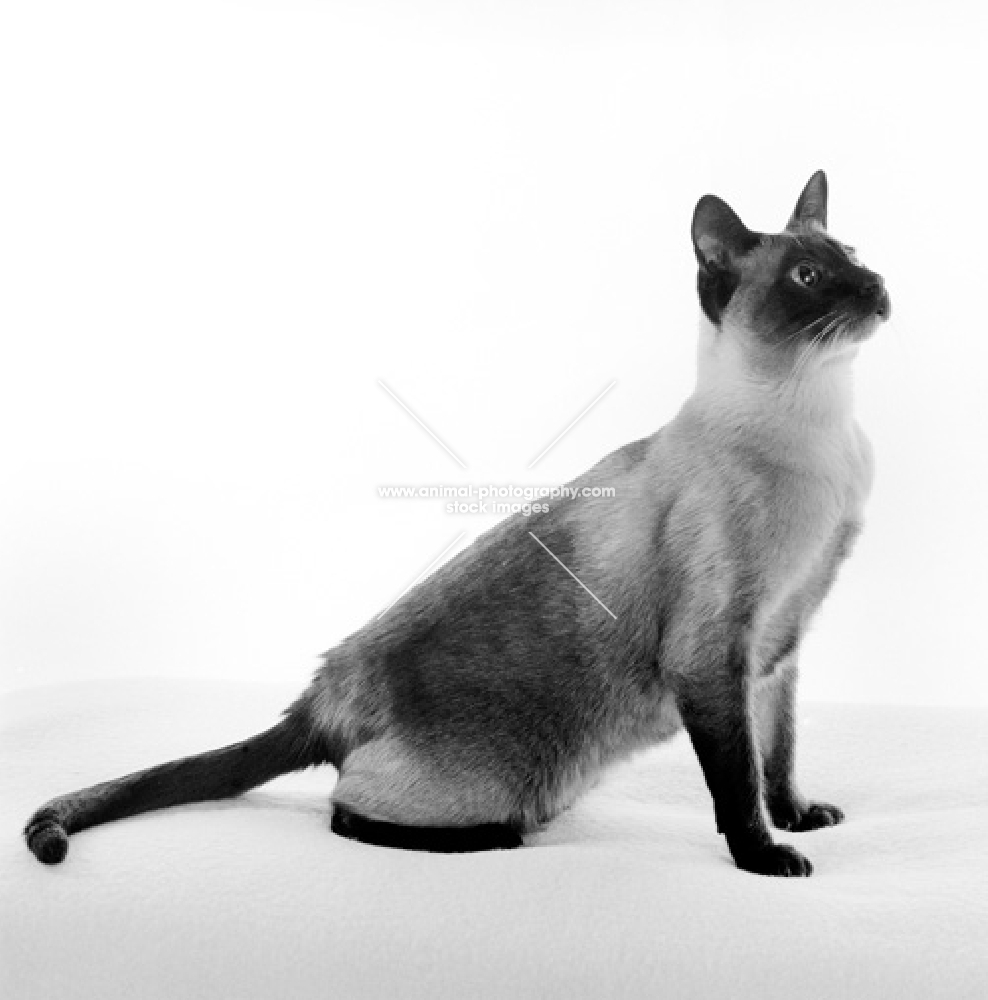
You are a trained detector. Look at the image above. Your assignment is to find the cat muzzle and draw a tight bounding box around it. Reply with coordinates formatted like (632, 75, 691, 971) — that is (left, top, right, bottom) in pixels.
(855, 272, 890, 324)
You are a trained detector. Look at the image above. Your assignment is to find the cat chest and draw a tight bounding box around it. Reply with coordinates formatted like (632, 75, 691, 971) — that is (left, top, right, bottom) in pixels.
(749, 487, 862, 676)
(756, 485, 844, 589)
(749, 439, 868, 593)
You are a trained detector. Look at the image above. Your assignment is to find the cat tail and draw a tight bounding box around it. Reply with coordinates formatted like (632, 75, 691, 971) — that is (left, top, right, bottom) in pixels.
(23, 705, 331, 865)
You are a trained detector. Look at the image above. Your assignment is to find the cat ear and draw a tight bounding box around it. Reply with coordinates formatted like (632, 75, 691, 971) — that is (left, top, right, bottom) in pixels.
(691, 195, 759, 272)
(787, 170, 828, 231)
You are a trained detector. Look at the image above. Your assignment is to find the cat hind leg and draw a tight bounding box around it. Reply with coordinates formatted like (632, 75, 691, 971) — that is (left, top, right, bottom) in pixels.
(330, 738, 523, 853)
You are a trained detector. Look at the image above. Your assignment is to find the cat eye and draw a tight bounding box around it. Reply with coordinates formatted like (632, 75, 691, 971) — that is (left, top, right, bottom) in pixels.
(791, 262, 822, 288)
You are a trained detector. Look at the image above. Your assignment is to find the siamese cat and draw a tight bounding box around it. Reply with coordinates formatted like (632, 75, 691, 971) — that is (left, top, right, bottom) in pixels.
(25, 171, 889, 877)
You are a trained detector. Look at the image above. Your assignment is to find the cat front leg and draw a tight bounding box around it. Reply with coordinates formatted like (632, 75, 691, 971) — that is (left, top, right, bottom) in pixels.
(676, 641, 813, 877)
(756, 654, 844, 832)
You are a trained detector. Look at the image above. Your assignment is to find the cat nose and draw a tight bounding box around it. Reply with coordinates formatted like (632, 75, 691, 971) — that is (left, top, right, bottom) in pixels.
(858, 273, 885, 298)
(858, 272, 890, 319)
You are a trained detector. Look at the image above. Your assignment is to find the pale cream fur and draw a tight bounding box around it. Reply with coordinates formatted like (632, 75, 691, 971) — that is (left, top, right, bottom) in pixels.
(682, 313, 874, 669)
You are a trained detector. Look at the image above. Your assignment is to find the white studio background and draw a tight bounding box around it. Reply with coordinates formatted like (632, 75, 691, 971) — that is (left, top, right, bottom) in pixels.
(1, 1, 986, 706)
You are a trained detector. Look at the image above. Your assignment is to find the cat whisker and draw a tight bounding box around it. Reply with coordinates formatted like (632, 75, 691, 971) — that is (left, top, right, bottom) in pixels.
(798, 313, 847, 375)
(782, 311, 839, 347)
(884, 316, 916, 360)
(788, 316, 842, 383)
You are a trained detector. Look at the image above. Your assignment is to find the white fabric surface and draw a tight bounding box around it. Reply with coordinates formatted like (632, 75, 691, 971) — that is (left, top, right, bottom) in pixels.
(1, 679, 986, 999)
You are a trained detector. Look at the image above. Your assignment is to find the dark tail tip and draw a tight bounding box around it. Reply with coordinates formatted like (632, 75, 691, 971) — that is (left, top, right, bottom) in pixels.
(25, 816, 70, 865)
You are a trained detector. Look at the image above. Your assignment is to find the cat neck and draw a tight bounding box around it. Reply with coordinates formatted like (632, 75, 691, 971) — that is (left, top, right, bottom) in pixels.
(684, 314, 860, 453)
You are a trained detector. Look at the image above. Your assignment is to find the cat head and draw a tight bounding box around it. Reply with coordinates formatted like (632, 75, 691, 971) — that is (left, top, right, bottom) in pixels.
(691, 172, 890, 363)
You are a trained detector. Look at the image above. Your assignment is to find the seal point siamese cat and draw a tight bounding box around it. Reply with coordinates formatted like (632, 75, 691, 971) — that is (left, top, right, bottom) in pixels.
(26, 172, 890, 876)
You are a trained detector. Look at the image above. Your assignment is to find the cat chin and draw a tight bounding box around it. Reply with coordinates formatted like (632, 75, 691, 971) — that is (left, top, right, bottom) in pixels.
(842, 315, 884, 344)
(819, 341, 861, 365)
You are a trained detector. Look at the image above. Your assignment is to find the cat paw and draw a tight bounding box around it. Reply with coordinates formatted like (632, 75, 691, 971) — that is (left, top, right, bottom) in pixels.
(769, 798, 844, 832)
(732, 842, 813, 878)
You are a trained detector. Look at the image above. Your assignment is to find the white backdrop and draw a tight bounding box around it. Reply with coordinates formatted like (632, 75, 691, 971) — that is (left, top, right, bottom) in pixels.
(2, 0, 986, 706)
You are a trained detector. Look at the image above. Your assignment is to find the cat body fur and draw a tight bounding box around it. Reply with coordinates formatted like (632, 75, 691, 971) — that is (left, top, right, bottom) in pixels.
(309, 331, 871, 838)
